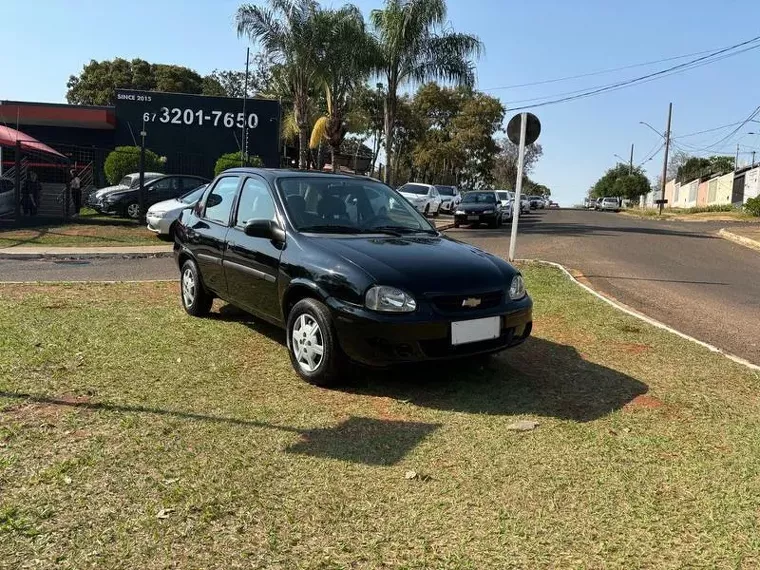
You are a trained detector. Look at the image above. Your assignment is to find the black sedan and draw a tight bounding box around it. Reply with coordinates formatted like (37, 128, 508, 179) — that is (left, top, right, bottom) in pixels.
(453, 191, 504, 228)
(98, 174, 209, 219)
(174, 169, 533, 386)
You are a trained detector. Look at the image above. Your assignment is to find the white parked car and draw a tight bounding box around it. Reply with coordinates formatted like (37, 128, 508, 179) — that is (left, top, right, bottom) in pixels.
(435, 185, 461, 214)
(397, 182, 442, 217)
(599, 197, 620, 212)
(496, 191, 515, 222)
(146, 183, 208, 237)
(88, 172, 164, 211)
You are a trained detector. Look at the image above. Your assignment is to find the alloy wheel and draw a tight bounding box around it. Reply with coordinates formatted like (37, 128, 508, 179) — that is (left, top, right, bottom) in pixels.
(127, 203, 140, 219)
(181, 268, 195, 307)
(291, 314, 324, 373)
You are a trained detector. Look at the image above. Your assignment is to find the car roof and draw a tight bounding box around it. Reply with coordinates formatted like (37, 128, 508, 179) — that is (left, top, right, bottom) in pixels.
(220, 168, 384, 184)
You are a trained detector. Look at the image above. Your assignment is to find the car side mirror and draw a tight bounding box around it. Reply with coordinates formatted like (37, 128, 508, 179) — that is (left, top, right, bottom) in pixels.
(244, 219, 285, 242)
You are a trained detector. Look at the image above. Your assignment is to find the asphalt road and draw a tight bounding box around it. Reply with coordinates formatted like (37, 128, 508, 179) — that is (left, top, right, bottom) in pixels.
(2, 209, 759, 364)
(450, 209, 760, 364)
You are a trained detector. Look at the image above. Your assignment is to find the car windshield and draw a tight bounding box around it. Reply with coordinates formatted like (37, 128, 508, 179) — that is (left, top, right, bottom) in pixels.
(278, 177, 435, 234)
(118, 176, 134, 187)
(462, 192, 496, 204)
(398, 183, 429, 195)
(180, 184, 208, 204)
(435, 185, 455, 196)
(496, 192, 511, 201)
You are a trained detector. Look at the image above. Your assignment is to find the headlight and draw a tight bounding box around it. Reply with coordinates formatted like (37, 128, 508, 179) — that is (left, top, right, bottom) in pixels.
(149, 211, 165, 218)
(365, 285, 417, 313)
(509, 274, 526, 300)
(483, 209, 494, 214)
(455, 210, 465, 215)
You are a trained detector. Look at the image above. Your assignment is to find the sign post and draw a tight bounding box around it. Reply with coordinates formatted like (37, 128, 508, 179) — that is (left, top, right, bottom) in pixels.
(507, 112, 541, 262)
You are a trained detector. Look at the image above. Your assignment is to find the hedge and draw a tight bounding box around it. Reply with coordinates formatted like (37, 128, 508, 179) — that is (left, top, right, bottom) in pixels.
(214, 153, 263, 177)
(104, 147, 164, 185)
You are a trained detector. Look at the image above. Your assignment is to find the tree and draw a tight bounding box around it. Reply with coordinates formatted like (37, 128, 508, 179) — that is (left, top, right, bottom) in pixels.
(591, 163, 649, 200)
(492, 139, 543, 189)
(676, 155, 734, 183)
(237, 0, 322, 169)
(203, 55, 277, 98)
(350, 84, 385, 175)
(66, 58, 211, 105)
(309, 5, 375, 171)
(103, 147, 164, 185)
(214, 152, 263, 176)
(370, 0, 483, 185)
(667, 149, 691, 181)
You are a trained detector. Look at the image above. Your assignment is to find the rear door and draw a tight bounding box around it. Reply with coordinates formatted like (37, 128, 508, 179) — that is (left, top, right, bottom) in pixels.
(185, 175, 242, 296)
(223, 175, 283, 323)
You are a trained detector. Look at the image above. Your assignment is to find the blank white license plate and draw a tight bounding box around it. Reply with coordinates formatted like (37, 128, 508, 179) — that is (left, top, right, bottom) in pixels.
(467, 215, 479, 221)
(451, 316, 501, 346)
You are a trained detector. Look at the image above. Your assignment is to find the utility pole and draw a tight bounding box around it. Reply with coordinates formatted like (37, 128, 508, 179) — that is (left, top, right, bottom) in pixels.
(629, 143, 634, 175)
(658, 102, 672, 215)
(735, 144, 740, 171)
(241, 47, 250, 166)
(753, 151, 757, 168)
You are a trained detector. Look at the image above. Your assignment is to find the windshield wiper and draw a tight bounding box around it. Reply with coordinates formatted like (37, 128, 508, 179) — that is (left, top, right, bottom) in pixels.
(369, 225, 438, 236)
(299, 224, 362, 234)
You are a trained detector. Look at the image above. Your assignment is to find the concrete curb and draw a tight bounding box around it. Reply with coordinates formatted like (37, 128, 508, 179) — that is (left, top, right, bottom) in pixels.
(718, 228, 760, 253)
(517, 258, 760, 373)
(0, 246, 173, 260)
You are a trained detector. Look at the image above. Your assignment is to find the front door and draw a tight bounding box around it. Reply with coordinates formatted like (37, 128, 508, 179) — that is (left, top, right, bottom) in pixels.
(223, 175, 283, 323)
(187, 175, 241, 296)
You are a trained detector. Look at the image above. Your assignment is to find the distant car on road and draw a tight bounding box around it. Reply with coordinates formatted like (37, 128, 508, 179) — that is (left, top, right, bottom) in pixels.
(528, 196, 544, 209)
(454, 191, 504, 228)
(396, 182, 442, 217)
(435, 185, 461, 214)
(496, 191, 514, 222)
(146, 183, 208, 237)
(599, 197, 620, 212)
(98, 175, 210, 219)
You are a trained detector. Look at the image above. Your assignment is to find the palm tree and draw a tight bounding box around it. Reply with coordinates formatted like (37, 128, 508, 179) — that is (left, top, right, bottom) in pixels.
(236, 0, 321, 169)
(370, 0, 483, 185)
(308, 5, 374, 171)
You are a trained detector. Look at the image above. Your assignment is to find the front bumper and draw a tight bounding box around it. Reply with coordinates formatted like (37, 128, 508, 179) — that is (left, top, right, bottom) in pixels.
(329, 296, 533, 367)
(454, 211, 499, 224)
(146, 214, 172, 235)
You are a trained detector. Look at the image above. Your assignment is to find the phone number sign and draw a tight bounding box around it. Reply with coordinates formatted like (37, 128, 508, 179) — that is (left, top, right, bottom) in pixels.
(114, 89, 280, 174)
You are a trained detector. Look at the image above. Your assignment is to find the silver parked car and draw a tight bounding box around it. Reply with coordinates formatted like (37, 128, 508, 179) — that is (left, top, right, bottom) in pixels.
(88, 172, 164, 211)
(145, 183, 208, 237)
(599, 197, 620, 212)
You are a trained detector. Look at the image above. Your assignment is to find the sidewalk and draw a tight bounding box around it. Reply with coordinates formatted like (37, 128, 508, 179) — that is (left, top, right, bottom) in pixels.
(719, 227, 760, 253)
(0, 219, 455, 259)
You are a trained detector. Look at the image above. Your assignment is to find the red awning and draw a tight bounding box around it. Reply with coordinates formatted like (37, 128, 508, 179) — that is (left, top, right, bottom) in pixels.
(0, 125, 66, 159)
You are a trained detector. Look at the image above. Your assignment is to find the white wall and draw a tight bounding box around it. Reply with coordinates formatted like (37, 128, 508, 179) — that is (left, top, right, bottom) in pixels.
(743, 167, 760, 203)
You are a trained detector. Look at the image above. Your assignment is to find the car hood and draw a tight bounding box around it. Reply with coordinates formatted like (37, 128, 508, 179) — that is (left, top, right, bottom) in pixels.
(399, 192, 427, 201)
(311, 234, 516, 294)
(147, 198, 187, 214)
(104, 187, 138, 200)
(94, 184, 129, 198)
(457, 203, 497, 213)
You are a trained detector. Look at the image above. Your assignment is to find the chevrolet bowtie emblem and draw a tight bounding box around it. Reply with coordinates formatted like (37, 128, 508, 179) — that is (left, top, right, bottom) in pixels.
(462, 297, 481, 308)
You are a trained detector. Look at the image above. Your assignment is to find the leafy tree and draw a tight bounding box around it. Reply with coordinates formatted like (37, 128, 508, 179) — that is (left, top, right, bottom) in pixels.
(591, 163, 649, 200)
(370, 0, 483, 185)
(523, 179, 550, 196)
(237, 0, 322, 169)
(349, 83, 385, 175)
(492, 138, 543, 189)
(309, 5, 375, 171)
(203, 56, 277, 98)
(667, 149, 691, 181)
(676, 155, 734, 183)
(214, 152, 263, 176)
(450, 90, 504, 188)
(103, 146, 164, 185)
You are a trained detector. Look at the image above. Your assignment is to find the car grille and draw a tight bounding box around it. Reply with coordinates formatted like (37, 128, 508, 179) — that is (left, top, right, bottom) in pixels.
(431, 290, 503, 313)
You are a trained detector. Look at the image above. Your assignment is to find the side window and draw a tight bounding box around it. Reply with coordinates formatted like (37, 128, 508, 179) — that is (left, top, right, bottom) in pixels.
(203, 176, 240, 225)
(235, 177, 276, 228)
(149, 178, 173, 192)
(181, 177, 202, 191)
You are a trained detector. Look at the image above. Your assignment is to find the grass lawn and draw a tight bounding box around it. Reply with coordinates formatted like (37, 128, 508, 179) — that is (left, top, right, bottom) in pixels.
(0, 209, 159, 248)
(2, 265, 760, 568)
(621, 208, 758, 222)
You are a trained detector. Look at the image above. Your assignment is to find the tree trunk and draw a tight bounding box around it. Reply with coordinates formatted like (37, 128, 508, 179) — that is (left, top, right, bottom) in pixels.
(384, 89, 396, 186)
(331, 145, 338, 172)
(294, 98, 309, 170)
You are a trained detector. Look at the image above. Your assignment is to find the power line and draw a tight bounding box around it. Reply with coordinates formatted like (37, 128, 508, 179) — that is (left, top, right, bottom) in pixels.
(482, 46, 721, 92)
(505, 36, 760, 111)
(673, 120, 746, 139)
(695, 106, 760, 150)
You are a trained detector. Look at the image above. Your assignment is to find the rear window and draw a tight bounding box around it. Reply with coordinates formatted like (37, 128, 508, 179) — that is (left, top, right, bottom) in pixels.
(435, 185, 455, 196)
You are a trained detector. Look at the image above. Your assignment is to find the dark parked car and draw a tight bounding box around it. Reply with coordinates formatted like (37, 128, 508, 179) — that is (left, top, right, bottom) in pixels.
(453, 191, 504, 228)
(97, 174, 209, 219)
(174, 169, 533, 386)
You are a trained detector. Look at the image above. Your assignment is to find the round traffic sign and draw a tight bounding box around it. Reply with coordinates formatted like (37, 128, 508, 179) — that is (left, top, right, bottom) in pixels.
(507, 113, 541, 146)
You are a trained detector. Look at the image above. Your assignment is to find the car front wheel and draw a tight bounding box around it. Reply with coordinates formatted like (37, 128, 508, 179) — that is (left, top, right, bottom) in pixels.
(126, 202, 141, 219)
(180, 259, 213, 317)
(287, 298, 345, 387)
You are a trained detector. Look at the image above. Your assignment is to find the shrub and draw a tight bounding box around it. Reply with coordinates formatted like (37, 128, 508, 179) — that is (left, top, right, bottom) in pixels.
(745, 196, 760, 217)
(214, 153, 263, 177)
(104, 146, 164, 185)
(683, 204, 736, 214)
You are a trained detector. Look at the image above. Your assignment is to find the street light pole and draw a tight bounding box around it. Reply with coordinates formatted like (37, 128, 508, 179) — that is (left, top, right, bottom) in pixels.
(629, 143, 634, 175)
(658, 103, 672, 215)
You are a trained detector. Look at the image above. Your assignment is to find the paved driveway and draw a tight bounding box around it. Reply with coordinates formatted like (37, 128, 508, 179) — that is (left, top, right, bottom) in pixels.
(451, 209, 760, 364)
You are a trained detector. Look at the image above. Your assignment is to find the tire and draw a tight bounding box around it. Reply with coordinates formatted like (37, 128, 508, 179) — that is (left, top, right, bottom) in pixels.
(423, 204, 430, 217)
(287, 298, 345, 387)
(126, 202, 141, 220)
(432, 209, 439, 218)
(489, 217, 499, 228)
(453, 220, 460, 228)
(168, 221, 177, 240)
(180, 259, 213, 317)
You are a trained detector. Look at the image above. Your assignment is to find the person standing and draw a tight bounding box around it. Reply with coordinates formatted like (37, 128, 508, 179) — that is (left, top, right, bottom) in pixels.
(22, 171, 41, 217)
(70, 169, 82, 215)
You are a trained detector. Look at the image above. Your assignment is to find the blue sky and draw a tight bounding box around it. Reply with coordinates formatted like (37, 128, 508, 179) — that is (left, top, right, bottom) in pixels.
(4, 0, 760, 205)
